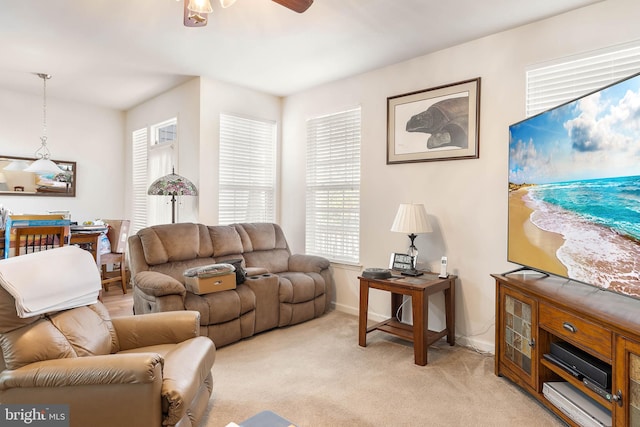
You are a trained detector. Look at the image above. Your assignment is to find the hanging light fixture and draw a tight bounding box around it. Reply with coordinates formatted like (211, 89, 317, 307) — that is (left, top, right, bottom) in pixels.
(184, 0, 213, 27)
(188, 0, 213, 14)
(24, 73, 63, 174)
(219, 0, 237, 7)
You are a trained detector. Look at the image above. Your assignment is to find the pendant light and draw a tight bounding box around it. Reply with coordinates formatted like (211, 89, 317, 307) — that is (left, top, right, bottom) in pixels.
(187, 0, 213, 14)
(24, 73, 63, 174)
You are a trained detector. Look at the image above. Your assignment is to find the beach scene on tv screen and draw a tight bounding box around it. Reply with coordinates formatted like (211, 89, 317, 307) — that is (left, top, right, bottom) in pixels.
(508, 72, 640, 299)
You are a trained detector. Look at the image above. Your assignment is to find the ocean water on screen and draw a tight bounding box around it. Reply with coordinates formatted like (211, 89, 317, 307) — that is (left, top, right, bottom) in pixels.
(523, 175, 640, 293)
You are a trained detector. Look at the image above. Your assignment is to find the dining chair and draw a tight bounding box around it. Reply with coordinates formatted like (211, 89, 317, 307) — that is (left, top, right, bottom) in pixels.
(100, 219, 130, 293)
(12, 226, 66, 257)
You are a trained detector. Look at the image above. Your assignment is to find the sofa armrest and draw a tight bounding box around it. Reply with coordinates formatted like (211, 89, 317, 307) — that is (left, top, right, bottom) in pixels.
(0, 353, 162, 390)
(288, 254, 330, 273)
(162, 337, 216, 426)
(112, 311, 200, 350)
(134, 271, 186, 298)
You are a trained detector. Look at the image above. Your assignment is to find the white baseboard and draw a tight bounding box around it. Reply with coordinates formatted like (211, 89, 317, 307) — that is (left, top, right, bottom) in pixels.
(332, 302, 388, 323)
(331, 302, 495, 355)
(456, 335, 495, 355)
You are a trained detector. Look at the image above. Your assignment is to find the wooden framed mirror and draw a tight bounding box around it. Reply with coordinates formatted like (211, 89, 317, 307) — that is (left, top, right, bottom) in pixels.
(0, 155, 76, 197)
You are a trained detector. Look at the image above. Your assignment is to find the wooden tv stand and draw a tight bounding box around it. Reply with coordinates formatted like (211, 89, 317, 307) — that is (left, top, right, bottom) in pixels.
(493, 273, 640, 426)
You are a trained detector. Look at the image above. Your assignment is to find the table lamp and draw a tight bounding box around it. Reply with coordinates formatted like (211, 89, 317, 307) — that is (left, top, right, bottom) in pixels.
(0, 172, 8, 191)
(391, 202, 432, 260)
(147, 168, 198, 223)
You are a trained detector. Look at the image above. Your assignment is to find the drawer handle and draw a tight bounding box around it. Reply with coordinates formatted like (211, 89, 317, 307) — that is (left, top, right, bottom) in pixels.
(611, 390, 623, 407)
(562, 322, 577, 333)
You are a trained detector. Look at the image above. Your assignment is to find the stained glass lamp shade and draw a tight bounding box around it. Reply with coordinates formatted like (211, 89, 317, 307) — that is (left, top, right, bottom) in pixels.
(147, 168, 198, 223)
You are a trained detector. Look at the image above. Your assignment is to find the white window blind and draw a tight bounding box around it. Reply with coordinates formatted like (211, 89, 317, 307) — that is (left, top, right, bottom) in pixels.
(147, 141, 175, 226)
(306, 107, 361, 264)
(131, 117, 180, 233)
(527, 40, 640, 117)
(131, 128, 148, 234)
(219, 114, 276, 225)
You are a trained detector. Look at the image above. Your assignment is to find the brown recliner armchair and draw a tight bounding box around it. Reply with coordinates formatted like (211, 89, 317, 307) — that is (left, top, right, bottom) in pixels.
(0, 265, 215, 427)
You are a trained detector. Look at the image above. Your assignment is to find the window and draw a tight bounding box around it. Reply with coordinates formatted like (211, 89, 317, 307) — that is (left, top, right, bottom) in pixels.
(131, 128, 148, 233)
(219, 114, 276, 225)
(153, 120, 177, 145)
(131, 118, 178, 233)
(306, 107, 361, 264)
(526, 40, 640, 117)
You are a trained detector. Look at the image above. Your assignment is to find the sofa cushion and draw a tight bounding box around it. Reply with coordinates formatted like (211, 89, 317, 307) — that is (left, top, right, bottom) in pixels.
(243, 249, 290, 274)
(278, 272, 325, 304)
(209, 226, 244, 256)
(185, 285, 256, 325)
(0, 319, 75, 370)
(49, 304, 117, 356)
(139, 223, 213, 265)
(0, 301, 121, 370)
(238, 223, 288, 251)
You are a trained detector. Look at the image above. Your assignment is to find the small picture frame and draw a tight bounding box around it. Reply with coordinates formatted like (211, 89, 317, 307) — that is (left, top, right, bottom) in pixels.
(389, 252, 417, 273)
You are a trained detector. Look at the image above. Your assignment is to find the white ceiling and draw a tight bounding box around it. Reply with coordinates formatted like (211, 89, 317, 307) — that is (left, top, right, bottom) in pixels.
(0, 0, 601, 111)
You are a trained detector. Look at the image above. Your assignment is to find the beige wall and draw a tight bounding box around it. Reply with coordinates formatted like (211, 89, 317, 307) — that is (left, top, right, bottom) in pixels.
(0, 87, 124, 223)
(124, 77, 282, 226)
(280, 0, 640, 352)
(126, 78, 281, 224)
(125, 78, 202, 225)
(198, 78, 282, 225)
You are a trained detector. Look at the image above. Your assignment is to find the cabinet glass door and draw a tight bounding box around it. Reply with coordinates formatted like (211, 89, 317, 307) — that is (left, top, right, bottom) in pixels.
(499, 287, 537, 388)
(505, 294, 533, 374)
(615, 336, 640, 426)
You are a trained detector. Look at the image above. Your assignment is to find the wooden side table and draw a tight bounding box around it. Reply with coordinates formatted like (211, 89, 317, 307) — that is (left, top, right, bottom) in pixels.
(358, 272, 456, 366)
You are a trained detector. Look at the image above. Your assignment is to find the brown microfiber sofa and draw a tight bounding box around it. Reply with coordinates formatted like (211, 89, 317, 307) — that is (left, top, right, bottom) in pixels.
(128, 222, 333, 347)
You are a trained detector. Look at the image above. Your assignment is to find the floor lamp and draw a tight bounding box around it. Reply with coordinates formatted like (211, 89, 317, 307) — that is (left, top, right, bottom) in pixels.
(147, 168, 198, 223)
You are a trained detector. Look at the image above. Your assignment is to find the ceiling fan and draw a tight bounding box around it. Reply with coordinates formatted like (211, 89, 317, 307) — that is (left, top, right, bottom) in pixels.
(184, 0, 314, 27)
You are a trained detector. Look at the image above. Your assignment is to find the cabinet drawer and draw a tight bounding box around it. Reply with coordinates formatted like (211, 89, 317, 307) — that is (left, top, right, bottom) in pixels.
(539, 302, 612, 360)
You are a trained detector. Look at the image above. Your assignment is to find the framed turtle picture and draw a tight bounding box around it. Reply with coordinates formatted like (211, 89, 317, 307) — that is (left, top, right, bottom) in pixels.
(387, 78, 480, 164)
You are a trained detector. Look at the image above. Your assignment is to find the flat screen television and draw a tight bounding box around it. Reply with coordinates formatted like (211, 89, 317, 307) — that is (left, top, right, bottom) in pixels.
(508, 71, 640, 299)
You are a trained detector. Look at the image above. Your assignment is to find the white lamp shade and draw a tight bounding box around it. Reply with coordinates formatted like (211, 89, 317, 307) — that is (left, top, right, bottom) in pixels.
(23, 158, 64, 174)
(391, 203, 432, 234)
(220, 0, 237, 7)
(3, 160, 31, 171)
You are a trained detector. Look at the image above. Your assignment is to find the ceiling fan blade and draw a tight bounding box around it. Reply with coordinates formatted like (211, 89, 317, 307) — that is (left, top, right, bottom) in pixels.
(271, 0, 314, 13)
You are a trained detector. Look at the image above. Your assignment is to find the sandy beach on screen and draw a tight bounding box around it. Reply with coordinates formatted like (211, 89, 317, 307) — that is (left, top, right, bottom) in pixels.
(508, 188, 568, 277)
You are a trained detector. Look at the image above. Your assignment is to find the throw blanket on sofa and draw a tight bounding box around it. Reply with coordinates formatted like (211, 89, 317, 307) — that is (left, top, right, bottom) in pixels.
(0, 246, 101, 317)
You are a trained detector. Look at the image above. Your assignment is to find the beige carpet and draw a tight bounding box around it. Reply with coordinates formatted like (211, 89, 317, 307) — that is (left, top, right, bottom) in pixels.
(202, 311, 563, 427)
